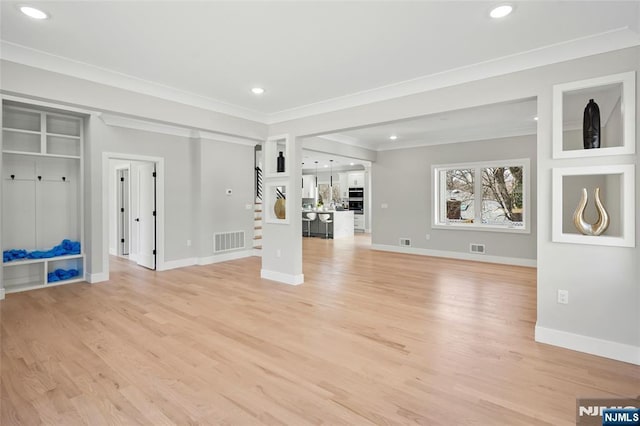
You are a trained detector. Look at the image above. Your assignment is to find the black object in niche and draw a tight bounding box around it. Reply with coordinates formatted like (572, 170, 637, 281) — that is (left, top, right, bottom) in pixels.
(277, 151, 285, 173)
(583, 99, 601, 149)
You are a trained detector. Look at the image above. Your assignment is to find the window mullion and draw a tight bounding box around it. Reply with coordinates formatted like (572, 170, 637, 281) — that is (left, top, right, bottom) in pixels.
(474, 168, 482, 224)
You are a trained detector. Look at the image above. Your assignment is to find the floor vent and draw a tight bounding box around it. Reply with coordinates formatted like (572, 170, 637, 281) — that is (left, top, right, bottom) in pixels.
(470, 243, 485, 254)
(399, 238, 411, 247)
(214, 231, 245, 253)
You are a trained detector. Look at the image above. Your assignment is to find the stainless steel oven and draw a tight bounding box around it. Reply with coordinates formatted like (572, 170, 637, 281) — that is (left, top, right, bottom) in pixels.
(348, 200, 363, 213)
(348, 187, 364, 198)
(348, 187, 364, 213)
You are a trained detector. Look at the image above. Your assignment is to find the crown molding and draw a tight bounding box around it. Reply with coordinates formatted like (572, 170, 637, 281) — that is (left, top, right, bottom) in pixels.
(3, 27, 639, 126)
(98, 113, 259, 147)
(264, 27, 640, 124)
(0, 41, 268, 123)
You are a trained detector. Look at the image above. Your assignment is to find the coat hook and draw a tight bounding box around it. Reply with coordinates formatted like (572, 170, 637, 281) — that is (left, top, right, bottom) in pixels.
(38, 176, 42, 181)
(62, 176, 66, 182)
(10, 174, 15, 180)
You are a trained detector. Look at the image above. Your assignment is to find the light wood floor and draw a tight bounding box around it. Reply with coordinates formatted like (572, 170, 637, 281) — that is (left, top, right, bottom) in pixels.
(1, 235, 639, 425)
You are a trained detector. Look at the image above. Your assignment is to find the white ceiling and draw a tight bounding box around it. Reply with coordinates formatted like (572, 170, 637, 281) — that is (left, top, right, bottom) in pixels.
(1, 1, 639, 123)
(322, 97, 538, 151)
(301, 150, 368, 172)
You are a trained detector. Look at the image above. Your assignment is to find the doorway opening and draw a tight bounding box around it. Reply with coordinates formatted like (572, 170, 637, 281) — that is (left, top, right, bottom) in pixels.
(104, 153, 164, 277)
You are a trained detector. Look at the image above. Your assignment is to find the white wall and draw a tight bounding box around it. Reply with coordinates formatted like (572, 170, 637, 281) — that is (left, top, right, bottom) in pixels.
(372, 134, 537, 262)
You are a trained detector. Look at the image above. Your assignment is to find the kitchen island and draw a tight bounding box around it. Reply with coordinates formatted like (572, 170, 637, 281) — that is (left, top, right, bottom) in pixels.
(302, 210, 354, 239)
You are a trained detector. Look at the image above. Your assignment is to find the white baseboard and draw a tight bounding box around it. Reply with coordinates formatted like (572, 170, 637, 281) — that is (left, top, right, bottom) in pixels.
(87, 272, 109, 283)
(260, 269, 304, 285)
(252, 249, 262, 257)
(371, 244, 537, 267)
(109, 247, 117, 256)
(0, 287, 5, 300)
(158, 257, 197, 271)
(197, 250, 254, 265)
(535, 325, 640, 366)
(158, 250, 256, 271)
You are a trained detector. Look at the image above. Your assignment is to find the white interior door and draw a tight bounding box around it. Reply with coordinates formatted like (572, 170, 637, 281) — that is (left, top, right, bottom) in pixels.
(136, 162, 156, 270)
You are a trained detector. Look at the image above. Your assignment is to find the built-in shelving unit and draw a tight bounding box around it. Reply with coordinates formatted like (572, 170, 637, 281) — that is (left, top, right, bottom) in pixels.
(551, 71, 636, 248)
(263, 134, 291, 224)
(2, 103, 85, 294)
(552, 71, 635, 159)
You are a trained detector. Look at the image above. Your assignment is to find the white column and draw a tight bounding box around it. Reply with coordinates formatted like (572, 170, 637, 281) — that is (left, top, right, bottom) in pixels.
(260, 134, 303, 285)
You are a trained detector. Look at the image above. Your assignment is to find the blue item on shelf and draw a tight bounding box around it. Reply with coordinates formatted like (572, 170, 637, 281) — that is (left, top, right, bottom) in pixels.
(3, 239, 81, 262)
(3, 249, 29, 262)
(47, 268, 79, 283)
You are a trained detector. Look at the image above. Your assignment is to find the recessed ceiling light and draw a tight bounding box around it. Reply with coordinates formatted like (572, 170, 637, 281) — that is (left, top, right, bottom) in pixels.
(534, 116, 539, 121)
(251, 87, 265, 95)
(20, 5, 48, 19)
(324, 164, 329, 168)
(490, 4, 513, 19)
(389, 135, 398, 140)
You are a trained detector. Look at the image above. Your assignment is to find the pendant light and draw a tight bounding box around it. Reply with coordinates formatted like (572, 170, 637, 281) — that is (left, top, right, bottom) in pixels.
(315, 161, 318, 187)
(330, 159, 333, 188)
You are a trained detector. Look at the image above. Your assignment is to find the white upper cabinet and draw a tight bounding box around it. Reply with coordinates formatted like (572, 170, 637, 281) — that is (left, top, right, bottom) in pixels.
(301, 175, 316, 198)
(348, 171, 365, 188)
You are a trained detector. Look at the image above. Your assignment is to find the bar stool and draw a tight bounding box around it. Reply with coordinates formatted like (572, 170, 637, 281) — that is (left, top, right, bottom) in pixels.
(318, 213, 333, 239)
(302, 212, 316, 237)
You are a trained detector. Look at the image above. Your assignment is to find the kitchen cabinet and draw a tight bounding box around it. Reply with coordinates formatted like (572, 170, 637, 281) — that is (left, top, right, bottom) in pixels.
(348, 171, 365, 188)
(338, 173, 349, 198)
(301, 175, 316, 198)
(354, 214, 365, 231)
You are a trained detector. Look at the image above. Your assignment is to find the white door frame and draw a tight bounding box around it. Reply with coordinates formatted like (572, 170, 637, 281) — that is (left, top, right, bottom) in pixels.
(102, 152, 165, 276)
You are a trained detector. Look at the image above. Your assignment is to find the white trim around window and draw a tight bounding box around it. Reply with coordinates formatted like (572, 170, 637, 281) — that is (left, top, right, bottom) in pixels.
(432, 158, 531, 234)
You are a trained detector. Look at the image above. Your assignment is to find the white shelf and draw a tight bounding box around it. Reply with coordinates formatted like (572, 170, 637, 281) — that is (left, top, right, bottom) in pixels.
(263, 134, 290, 178)
(553, 71, 635, 159)
(552, 165, 635, 247)
(3, 253, 84, 267)
(2, 150, 81, 160)
(3, 127, 41, 136)
(46, 132, 81, 140)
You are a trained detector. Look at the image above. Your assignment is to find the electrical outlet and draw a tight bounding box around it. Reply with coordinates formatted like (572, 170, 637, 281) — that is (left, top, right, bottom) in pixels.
(425, 234, 430, 240)
(557, 289, 569, 304)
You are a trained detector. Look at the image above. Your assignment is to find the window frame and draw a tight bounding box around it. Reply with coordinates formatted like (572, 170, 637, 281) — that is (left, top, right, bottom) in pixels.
(432, 158, 531, 234)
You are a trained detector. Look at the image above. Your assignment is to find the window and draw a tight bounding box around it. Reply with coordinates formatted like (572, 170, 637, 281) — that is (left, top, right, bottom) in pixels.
(433, 159, 529, 232)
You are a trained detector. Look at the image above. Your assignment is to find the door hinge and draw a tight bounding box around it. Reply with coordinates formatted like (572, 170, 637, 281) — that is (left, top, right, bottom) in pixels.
(152, 249, 156, 255)
(152, 211, 156, 216)
(152, 172, 156, 178)
(120, 207, 125, 213)
(120, 177, 124, 182)
(121, 238, 125, 243)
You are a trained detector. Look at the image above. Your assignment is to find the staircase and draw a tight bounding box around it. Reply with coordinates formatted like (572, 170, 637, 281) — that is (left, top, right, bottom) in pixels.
(253, 202, 263, 251)
(253, 164, 263, 253)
